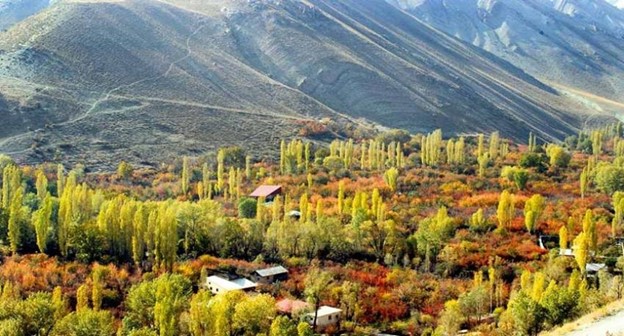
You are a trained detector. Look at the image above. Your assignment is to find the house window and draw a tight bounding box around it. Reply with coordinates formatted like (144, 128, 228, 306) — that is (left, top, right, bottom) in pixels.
(328, 315, 332, 320)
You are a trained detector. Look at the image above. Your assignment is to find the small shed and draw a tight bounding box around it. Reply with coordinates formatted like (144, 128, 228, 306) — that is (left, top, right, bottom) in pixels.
(250, 185, 282, 202)
(252, 265, 289, 284)
(305, 306, 342, 328)
(206, 275, 257, 295)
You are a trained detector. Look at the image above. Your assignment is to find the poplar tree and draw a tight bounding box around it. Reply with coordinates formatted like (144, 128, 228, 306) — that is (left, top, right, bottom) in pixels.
(76, 284, 89, 311)
(299, 193, 309, 223)
(217, 149, 225, 192)
(580, 166, 589, 198)
(496, 190, 515, 230)
(33, 193, 52, 253)
(559, 226, 568, 250)
(384, 167, 399, 192)
(477, 133, 485, 158)
(338, 180, 345, 215)
(181, 157, 190, 195)
(132, 204, 147, 266)
(524, 194, 545, 234)
(574, 232, 589, 275)
(35, 169, 48, 201)
(92, 265, 105, 311)
(7, 185, 23, 254)
(591, 130, 603, 156)
(56, 164, 65, 197)
(478, 154, 489, 177)
(360, 142, 367, 170)
(528, 132, 537, 152)
(489, 131, 500, 160)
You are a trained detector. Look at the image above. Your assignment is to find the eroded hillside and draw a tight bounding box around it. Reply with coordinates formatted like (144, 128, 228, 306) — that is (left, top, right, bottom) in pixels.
(0, 0, 610, 168)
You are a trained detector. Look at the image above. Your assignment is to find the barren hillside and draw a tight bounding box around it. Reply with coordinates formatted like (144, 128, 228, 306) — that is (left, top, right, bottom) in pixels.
(0, 0, 609, 168)
(391, 0, 624, 104)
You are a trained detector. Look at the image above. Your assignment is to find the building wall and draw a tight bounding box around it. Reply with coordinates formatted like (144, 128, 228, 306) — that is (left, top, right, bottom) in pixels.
(315, 313, 340, 327)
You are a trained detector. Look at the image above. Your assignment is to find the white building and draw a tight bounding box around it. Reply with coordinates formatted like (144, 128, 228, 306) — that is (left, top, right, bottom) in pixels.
(305, 306, 342, 328)
(206, 275, 257, 295)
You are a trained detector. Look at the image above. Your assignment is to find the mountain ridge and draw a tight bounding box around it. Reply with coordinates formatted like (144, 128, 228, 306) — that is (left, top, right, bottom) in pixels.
(389, 0, 624, 107)
(0, 0, 613, 169)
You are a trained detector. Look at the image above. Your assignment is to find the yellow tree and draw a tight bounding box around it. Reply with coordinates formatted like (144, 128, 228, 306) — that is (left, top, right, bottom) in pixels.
(524, 194, 545, 234)
(574, 232, 589, 275)
(559, 226, 568, 250)
(384, 167, 399, 192)
(496, 190, 515, 229)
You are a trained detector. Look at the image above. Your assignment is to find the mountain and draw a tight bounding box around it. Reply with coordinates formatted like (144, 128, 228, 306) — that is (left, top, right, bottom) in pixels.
(390, 0, 624, 107)
(0, 0, 607, 168)
(0, 0, 52, 31)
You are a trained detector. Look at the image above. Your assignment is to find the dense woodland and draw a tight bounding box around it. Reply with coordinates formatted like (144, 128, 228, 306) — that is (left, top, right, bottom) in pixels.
(0, 125, 624, 336)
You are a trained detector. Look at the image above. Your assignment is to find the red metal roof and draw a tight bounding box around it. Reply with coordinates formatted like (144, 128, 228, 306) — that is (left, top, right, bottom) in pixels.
(276, 299, 310, 314)
(250, 185, 282, 197)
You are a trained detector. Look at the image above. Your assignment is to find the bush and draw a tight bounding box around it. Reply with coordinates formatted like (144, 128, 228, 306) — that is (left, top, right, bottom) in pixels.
(238, 198, 257, 219)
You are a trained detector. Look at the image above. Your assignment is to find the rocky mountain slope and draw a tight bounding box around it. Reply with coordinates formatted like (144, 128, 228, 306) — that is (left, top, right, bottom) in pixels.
(390, 0, 624, 105)
(0, 0, 607, 168)
(0, 0, 52, 31)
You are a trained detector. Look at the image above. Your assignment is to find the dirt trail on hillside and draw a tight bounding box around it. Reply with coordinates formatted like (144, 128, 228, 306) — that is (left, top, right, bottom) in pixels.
(564, 309, 624, 336)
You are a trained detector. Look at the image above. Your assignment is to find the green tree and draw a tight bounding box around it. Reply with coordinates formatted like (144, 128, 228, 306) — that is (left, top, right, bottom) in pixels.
(188, 290, 212, 336)
(212, 291, 245, 336)
(33, 193, 52, 253)
(541, 282, 579, 327)
(508, 291, 546, 336)
(181, 157, 190, 195)
(595, 164, 624, 195)
(238, 198, 257, 219)
(122, 274, 191, 335)
(297, 322, 313, 336)
(117, 161, 134, 180)
(580, 166, 589, 198)
(91, 265, 106, 311)
(51, 309, 116, 336)
(269, 316, 296, 336)
(545, 145, 571, 168)
(35, 169, 48, 201)
(501, 166, 530, 190)
(435, 299, 463, 336)
(7, 183, 23, 254)
(304, 268, 333, 330)
(233, 294, 277, 336)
